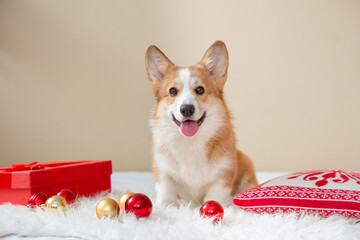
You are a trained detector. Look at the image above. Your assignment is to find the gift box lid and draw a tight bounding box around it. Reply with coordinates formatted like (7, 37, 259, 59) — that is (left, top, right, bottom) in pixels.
(0, 160, 112, 189)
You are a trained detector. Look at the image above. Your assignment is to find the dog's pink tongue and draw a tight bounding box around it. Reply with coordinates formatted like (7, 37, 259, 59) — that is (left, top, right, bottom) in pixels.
(180, 121, 198, 137)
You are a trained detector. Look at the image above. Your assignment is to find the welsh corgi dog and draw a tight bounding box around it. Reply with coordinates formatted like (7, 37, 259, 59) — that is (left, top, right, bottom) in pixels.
(145, 41, 258, 207)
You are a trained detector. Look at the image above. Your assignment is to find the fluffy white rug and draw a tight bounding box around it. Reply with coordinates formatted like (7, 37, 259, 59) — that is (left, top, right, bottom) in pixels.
(0, 190, 359, 240)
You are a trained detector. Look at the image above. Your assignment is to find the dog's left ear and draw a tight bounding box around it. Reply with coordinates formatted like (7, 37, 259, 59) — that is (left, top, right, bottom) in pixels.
(145, 45, 173, 84)
(199, 41, 229, 89)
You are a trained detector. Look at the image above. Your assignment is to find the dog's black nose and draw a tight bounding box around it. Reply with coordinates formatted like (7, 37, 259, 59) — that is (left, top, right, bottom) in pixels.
(180, 104, 195, 117)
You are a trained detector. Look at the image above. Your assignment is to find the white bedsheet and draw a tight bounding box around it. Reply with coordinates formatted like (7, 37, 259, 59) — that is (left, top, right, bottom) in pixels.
(110, 171, 288, 193)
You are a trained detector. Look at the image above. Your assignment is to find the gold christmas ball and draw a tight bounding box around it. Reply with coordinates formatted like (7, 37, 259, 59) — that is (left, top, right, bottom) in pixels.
(96, 198, 120, 219)
(119, 192, 134, 210)
(44, 195, 68, 213)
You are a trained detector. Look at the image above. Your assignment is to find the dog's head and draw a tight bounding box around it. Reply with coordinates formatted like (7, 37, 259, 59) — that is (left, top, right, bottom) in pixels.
(145, 41, 229, 137)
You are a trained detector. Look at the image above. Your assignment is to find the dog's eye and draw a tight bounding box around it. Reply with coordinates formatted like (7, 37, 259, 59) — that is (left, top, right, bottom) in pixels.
(195, 86, 205, 95)
(169, 88, 178, 97)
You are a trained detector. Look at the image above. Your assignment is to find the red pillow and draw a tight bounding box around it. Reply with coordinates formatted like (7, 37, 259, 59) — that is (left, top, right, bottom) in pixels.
(233, 170, 360, 218)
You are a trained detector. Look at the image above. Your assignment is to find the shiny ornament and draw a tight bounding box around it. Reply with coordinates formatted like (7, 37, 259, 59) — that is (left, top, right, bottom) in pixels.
(119, 192, 134, 210)
(125, 193, 152, 219)
(96, 198, 120, 219)
(44, 195, 68, 213)
(57, 189, 76, 204)
(200, 201, 224, 223)
(27, 192, 49, 208)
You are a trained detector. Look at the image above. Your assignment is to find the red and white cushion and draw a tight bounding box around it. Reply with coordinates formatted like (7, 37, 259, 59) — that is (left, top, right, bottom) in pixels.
(233, 170, 360, 218)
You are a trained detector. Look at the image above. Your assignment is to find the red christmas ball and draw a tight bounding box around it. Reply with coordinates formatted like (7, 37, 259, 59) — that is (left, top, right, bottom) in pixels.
(124, 193, 152, 219)
(200, 200, 224, 223)
(57, 189, 76, 204)
(27, 192, 49, 208)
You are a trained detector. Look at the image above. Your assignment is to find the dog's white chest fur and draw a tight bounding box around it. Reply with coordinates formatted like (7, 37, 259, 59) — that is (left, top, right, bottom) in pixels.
(153, 125, 231, 203)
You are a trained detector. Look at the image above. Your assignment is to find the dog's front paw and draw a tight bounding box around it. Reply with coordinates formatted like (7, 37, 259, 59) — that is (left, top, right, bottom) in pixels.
(154, 198, 177, 208)
(154, 180, 178, 208)
(203, 196, 233, 207)
(203, 184, 234, 207)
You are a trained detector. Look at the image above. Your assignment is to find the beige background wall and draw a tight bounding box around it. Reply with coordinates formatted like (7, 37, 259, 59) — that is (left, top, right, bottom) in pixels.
(0, 0, 359, 172)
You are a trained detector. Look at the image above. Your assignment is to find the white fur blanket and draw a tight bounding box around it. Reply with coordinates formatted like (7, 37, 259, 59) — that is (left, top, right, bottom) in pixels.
(0, 172, 359, 240)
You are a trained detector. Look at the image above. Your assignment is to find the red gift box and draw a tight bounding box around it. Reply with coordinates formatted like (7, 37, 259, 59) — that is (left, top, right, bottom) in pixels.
(0, 160, 112, 205)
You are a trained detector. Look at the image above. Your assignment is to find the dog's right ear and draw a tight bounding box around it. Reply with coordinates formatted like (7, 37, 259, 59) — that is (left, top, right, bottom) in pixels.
(199, 41, 229, 90)
(145, 45, 173, 84)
